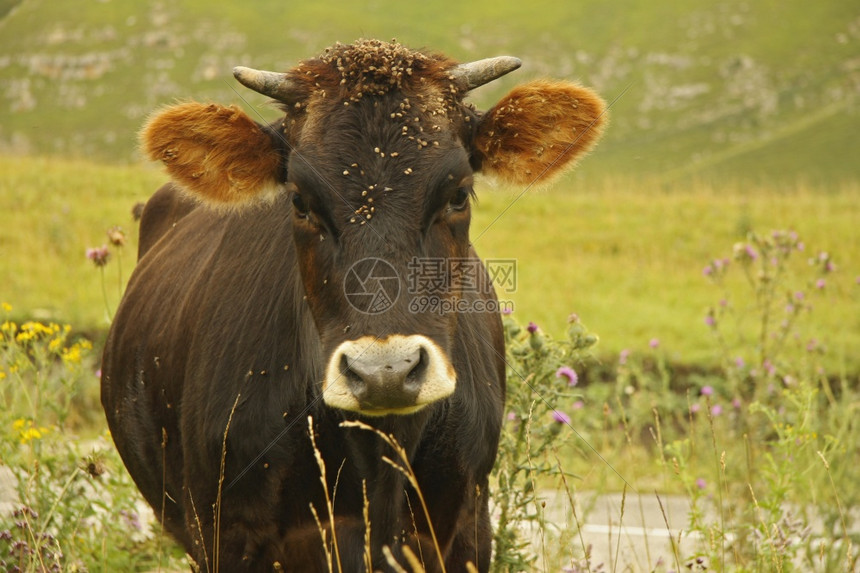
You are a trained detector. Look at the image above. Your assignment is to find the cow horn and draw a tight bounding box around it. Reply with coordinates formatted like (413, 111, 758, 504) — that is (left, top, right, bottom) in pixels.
(452, 56, 522, 90)
(233, 66, 298, 102)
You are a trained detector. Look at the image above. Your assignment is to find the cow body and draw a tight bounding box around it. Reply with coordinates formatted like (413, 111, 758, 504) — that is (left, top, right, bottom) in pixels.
(102, 39, 605, 571)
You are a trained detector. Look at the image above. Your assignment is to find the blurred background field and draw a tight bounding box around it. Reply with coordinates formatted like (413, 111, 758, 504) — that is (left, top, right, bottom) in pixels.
(1, 0, 858, 182)
(1, 0, 858, 371)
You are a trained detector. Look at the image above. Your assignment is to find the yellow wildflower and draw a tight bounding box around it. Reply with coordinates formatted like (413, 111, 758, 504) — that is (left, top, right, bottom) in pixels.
(15, 419, 51, 444)
(0, 371, 6, 380)
(61, 339, 92, 365)
(1, 302, 10, 312)
(14, 321, 59, 344)
(62, 345, 82, 365)
(20, 427, 42, 443)
(15, 330, 34, 344)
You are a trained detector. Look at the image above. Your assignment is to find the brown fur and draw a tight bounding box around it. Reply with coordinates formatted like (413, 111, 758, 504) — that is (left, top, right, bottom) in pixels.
(288, 39, 459, 102)
(282, 40, 468, 152)
(473, 80, 607, 186)
(140, 102, 282, 205)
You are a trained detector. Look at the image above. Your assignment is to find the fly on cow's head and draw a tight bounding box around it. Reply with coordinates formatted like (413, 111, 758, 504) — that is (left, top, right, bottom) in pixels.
(140, 39, 607, 417)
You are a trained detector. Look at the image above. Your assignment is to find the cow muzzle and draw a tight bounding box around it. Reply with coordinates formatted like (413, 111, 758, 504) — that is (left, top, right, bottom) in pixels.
(323, 335, 456, 416)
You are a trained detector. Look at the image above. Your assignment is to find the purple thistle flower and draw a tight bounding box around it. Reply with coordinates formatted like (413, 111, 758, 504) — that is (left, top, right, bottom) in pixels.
(501, 307, 513, 316)
(735, 356, 745, 369)
(704, 314, 715, 327)
(690, 403, 701, 414)
(86, 245, 110, 267)
(506, 412, 517, 421)
(815, 278, 826, 290)
(552, 410, 571, 424)
(696, 478, 707, 490)
(527, 321, 539, 334)
(555, 366, 578, 387)
(711, 404, 723, 416)
(702, 265, 713, 277)
(745, 244, 758, 260)
(701, 385, 714, 396)
(649, 338, 660, 349)
(732, 398, 742, 409)
(619, 349, 630, 365)
(572, 400, 584, 410)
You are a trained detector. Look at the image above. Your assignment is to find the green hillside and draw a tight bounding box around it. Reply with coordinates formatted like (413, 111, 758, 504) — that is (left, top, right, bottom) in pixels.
(0, 0, 857, 184)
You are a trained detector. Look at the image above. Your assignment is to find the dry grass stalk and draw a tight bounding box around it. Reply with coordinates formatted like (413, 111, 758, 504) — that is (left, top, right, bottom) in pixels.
(308, 415, 343, 572)
(187, 491, 210, 573)
(213, 392, 241, 573)
(362, 480, 373, 572)
(340, 419, 446, 572)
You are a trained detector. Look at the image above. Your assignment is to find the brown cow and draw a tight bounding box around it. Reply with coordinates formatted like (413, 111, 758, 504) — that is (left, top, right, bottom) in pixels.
(101, 39, 605, 572)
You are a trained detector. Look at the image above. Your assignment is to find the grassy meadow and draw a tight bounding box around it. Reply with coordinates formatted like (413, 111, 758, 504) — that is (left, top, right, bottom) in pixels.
(473, 177, 860, 372)
(2, 154, 858, 372)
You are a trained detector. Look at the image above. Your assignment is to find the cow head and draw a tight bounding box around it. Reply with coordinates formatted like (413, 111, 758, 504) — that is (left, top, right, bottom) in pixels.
(141, 39, 605, 416)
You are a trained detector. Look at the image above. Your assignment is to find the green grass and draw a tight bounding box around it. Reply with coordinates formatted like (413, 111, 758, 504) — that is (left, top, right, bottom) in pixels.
(0, 156, 159, 329)
(472, 177, 860, 371)
(2, 155, 858, 374)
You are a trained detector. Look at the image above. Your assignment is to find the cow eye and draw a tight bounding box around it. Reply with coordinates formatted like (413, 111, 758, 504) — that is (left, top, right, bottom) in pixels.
(448, 186, 471, 212)
(291, 191, 310, 218)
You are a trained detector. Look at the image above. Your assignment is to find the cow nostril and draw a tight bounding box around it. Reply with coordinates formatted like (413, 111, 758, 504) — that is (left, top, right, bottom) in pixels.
(404, 348, 427, 388)
(340, 354, 365, 392)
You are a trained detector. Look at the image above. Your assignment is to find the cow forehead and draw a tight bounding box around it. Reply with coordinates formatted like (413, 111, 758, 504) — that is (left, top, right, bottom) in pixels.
(288, 110, 470, 228)
(282, 40, 473, 153)
(290, 39, 464, 104)
(294, 93, 468, 175)
(278, 40, 476, 221)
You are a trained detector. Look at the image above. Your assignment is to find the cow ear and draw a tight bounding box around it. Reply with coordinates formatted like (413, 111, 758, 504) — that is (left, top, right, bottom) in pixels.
(140, 102, 283, 206)
(473, 80, 607, 186)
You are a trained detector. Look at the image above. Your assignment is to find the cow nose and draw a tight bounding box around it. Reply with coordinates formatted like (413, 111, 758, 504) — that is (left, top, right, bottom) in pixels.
(323, 335, 456, 415)
(341, 347, 424, 399)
